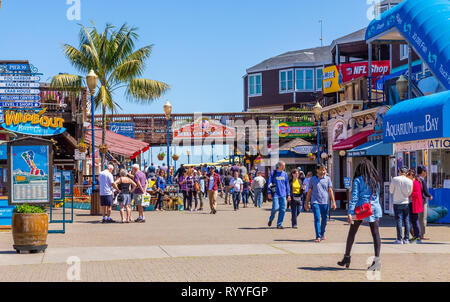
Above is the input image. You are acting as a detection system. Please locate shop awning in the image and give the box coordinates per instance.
[365,0,450,90]
[383,90,450,143]
[84,126,149,160]
[333,130,374,151]
[347,140,394,157]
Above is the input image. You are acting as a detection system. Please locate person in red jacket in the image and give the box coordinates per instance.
[406,169,423,243]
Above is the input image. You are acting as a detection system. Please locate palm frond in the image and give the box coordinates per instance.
[50,74,84,90]
[126,78,170,103]
[95,85,115,111]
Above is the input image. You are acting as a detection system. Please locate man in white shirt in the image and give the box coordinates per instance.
[251,171,266,208]
[229,171,243,211]
[390,167,413,244]
[99,164,115,223]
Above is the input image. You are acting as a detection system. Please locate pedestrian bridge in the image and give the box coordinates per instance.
[92,111,316,147]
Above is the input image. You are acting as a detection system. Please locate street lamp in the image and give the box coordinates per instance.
[86,70,98,191]
[163,100,172,182]
[186,149,191,164]
[396,75,408,100]
[313,102,323,164]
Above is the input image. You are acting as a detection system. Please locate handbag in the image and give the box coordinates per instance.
[354,193,374,220]
[142,193,151,207]
[194,181,201,192]
[292,194,302,206]
[268,170,277,195]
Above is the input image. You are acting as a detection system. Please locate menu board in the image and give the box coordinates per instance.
[10,145,50,204]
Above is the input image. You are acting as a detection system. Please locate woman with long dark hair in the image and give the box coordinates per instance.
[338,159,383,269]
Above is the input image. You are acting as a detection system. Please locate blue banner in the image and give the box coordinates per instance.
[1,123,66,136]
[0,102,40,108]
[0,95,41,101]
[109,122,134,138]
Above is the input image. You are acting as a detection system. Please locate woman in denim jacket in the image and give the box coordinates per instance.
[338,159,382,270]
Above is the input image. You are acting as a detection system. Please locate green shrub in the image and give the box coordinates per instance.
[14,204,46,214]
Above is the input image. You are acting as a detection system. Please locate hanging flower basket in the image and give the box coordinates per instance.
[157,152,165,161]
[172,154,179,161]
[99,144,109,154]
[78,140,88,153]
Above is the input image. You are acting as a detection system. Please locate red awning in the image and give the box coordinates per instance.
[332,130,374,151]
[84,126,149,159]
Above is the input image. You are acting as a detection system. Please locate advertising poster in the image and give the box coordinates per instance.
[53,171,62,200]
[62,171,72,196]
[11,145,49,204]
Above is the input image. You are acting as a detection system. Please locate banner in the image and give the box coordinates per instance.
[322,65,343,94]
[338,61,390,84]
[277,121,315,138]
[173,117,235,140]
[109,122,134,138]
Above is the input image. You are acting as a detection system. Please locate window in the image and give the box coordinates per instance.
[248,73,262,96]
[295,68,314,91]
[279,69,294,93]
[400,44,408,61]
[316,68,323,91]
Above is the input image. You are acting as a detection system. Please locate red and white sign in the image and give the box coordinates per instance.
[173,117,235,140]
[338,61,390,83]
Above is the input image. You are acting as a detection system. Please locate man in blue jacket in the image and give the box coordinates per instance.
[267,161,290,229]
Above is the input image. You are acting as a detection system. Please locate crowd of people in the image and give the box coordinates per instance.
[96,158,433,269]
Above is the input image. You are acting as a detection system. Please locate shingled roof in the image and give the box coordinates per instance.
[246,45,332,73]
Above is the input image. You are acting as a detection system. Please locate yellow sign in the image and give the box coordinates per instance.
[322,65,343,94]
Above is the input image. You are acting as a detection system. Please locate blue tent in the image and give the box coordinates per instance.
[366,0,450,90]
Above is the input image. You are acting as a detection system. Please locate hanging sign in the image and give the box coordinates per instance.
[338,61,390,84]
[1,109,66,136]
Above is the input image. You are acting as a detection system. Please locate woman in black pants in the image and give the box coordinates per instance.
[289,169,303,229]
[338,159,383,270]
[154,170,166,211]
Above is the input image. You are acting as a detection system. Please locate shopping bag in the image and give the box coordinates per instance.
[142,193,151,207]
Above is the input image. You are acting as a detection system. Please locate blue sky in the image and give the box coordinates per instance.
[0,0,372,115]
[0,0,373,165]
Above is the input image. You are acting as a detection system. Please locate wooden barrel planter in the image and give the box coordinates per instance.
[12,213,48,253]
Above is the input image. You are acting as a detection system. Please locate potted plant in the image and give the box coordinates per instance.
[12,204,48,253]
[157,152,165,161]
[172,154,179,161]
[78,139,88,153]
[99,144,108,154]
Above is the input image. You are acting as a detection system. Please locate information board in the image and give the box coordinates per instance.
[10,145,50,204]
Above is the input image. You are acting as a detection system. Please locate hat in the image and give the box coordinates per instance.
[209,166,215,170]
[132,164,140,170]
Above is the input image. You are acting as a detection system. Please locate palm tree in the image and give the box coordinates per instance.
[51,22,169,169]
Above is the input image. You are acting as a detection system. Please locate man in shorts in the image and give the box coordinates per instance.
[132,164,148,223]
[99,164,115,223]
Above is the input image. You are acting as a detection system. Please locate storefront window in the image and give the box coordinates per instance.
[430,149,450,189]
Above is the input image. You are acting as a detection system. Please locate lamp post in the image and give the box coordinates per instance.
[396,75,408,100]
[163,100,172,182]
[313,102,323,164]
[186,149,191,164]
[86,70,98,191]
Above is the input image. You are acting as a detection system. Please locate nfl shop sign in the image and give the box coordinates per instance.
[338,61,390,83]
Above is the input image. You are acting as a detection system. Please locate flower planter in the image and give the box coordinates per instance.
[157,153,165,161]
[99,145,108,154]
[172,154,179,161]
[12,213,48,253]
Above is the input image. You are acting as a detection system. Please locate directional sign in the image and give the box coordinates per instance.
[0,102,40,108]
[0,95,40,101]
[0,89,40,94]
[0,76,40,82]
[0,82,40,88]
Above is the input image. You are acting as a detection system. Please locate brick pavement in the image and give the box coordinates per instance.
[0,197,449,281]
[0,254,449,282]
